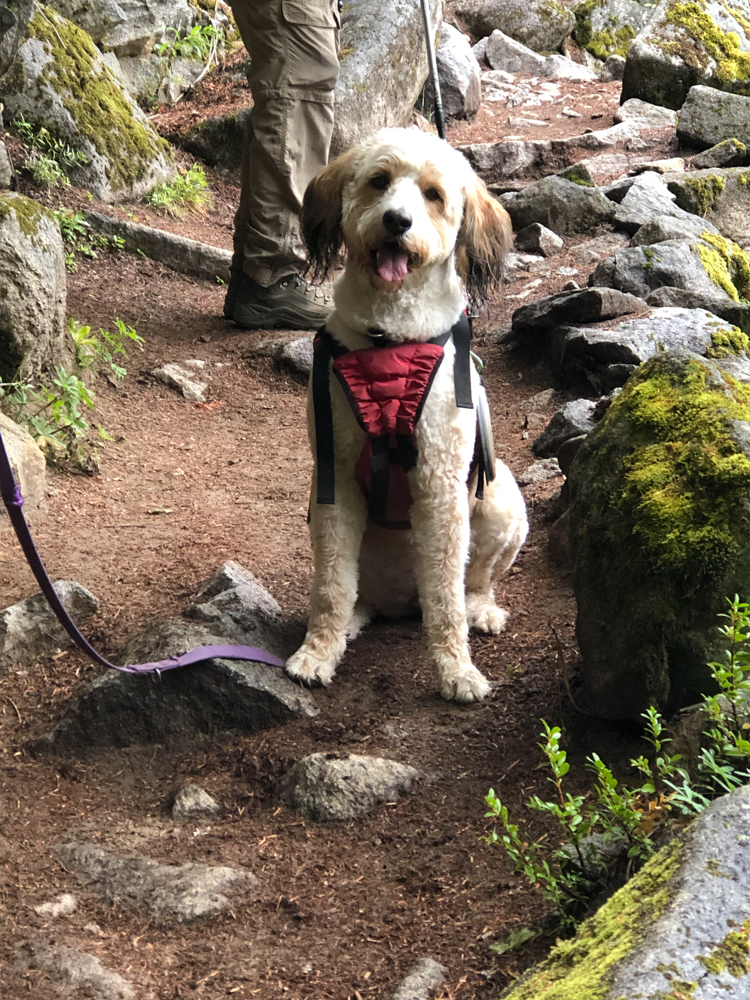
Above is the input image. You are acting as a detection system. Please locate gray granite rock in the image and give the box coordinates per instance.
[0,0,32,78]
[195,560,282,618]
[692,138,748,170]
[176,107,250,185]
[456,0,574,53]
[533,400,597,458]
[172,784,220,822]
[630,213,720,246]
[48,0,194,55]
[601,53,626,81]
[677,85,750,150]
[0,581,98,674]
[591,241,735,302]
[55,842,256,924]
[15,937,134,1000]
[613,171,706,235]
[279,337,314,380]
[663,167,750,245]
[391,958,447,1000]
[646,287,750,334]
[484,28,597,79]
[281,752,423,821]
[512,286,646,335]
[573,0,653,60]
[517,457,563,486]
[0,140,12,188]
[515,223,564,257]
[152,362,208,402]
[614,98,677,129]
[504,175,615,235]
[419,23,480,119]
[34,893,78,918]
[0,412,46,511]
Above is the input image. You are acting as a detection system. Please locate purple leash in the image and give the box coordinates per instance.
[0,431,285,675]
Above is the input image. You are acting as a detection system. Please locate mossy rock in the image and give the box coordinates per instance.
[173,107,251,184]
[573,0,652,61]
[499,784,750,998]
[0,0,33,77]
[569,350,750,719]
[455,0,574,54]
[2,6,174,202]
[664,166,750,245]
[622,0,750,110]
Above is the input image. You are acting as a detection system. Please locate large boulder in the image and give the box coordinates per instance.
[569,350,750,719]
[174,107,250,184]
[47,0,194,54]
[2,6,174,202]
[611,170,707,235]
[677,85,750,150]
[573,0,653,61]
[663,167,750,245]
[504,175,616,235]
[419,23,480,119]
[455,0,575,53]
[621,0,750,110]
[484,28,598,78]
[331,0,441,157]
[498,783,750,999]
[0,192,69,381]
[0,0,33,78]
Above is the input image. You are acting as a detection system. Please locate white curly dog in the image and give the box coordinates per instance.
[285,127,528,703]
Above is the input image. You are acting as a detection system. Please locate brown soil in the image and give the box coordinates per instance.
[0,58,649,1000]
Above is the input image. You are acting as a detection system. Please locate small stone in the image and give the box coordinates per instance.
[195,560,282,619]
[614,99,677,130]
[390,958,447,1000]
[520,388,556,413]
[152,363,208,403]
[517,458,563,486]
[629,157,685,175]
[562,107,582,117]
[533,400,597,458]
[15,938,135,1000]
[515,223,564,257]
[279,337,314,380]
[562,280,580,291]
[34,893,77,918]
[600,54,625,82]
[630,214,720,246]
[172,784,221,822]
[512,287,646,335]
[692,138,748,170]
[508,117,549,128]
[84,923,102,935]
[0,581,98,674]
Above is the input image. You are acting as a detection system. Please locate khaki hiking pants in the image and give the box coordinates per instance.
[227,0,340,287]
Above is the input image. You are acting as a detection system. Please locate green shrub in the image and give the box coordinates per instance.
[143,163,211,216]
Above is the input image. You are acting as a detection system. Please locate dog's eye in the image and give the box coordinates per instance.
[369,174,390,190]
[423,187,443,203]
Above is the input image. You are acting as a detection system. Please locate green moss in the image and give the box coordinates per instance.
[674,174,726,217]
[703,857,733,877]
[586,357,750,589]
[663,0,750,93]
[0,192,50,244]
[739,171,750,187]
[500,840,683,1000]
[698,918,750,977]
[694,231,750,302]
[707,324,750,356]
[574,0,637,58]
[27,7,171,192]
[643,246,659,269]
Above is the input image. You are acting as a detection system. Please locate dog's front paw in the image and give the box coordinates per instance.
[285,645,338,687]
[439,662,491,703]
[466,595,509,635]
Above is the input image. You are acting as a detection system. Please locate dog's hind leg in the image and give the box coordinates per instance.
[465,464,528,634]
[286,477,368,687]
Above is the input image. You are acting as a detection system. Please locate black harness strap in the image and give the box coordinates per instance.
[452,312,473,409]
[313,325,347,505]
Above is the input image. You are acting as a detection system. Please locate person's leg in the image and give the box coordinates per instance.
[226,0,339,328]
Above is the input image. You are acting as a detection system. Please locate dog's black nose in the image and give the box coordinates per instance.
[382,209,412,236]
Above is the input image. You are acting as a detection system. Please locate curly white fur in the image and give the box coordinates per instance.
[286,128,529,703]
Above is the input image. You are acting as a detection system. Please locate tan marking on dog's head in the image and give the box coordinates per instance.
[457,174,512,310]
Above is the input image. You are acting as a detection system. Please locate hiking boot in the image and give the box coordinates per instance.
[223,254,244,319]
[232,273,333,330]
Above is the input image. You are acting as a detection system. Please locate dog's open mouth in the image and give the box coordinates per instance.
[372,241,412,283]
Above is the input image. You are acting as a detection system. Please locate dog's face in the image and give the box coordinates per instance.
[302,128,512,309]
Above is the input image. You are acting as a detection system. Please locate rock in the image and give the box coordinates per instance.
[472,36,489,64]
[84,211,231,282]
[0,0,32,78]
[0,140,12,188]
[568,231,630,264]
[569,351,750,718]
[591,241,739,302]
[34,893,77,918]
[548,507,574,569]
[556,434,588,477]
[41,611,314,752]
[455,0,574,53]
[116,51,204,104]
[621,0,750,110]
[0,412,46,511]
[172,784,220,822]
[331,0,441,156]
[630,156,685,174]
[533,400,597,457]
[195,560,282,618]
[391,958,447,1000]
[48,0,194,54]
[600,53,626,80]
[646,286,750,333]
[280,752,423,821]
[0,192,69,381]
[557,162,596,186]
[55,842,256,924]
[512,286,646,335]
[501,783,750,998]
[0,581,98,674]
[15,937,134,1000]
[175,107,250,184]
[550,307,742,391]
[152,362,208,402]
[677,86,750,151]
[515,223,564,257]
[612,171,705,235]
[186,585,288,657]
[504,175,615,235]
[484,28,597,79]
[279,337,314,379]
[663,167,750,245]
[418,23,480,120]
[630,213,721,246]
[613,98,677,129]
[517,457,563,486]
[573,0,653,61]
[692,138,748,170]
[3,8,174,202]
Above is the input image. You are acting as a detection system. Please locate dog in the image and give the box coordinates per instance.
[285,127,528,703]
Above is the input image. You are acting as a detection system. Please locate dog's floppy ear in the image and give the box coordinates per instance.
[456,175,512,310]
[302,146,359,282]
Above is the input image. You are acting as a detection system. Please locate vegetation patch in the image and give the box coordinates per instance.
[574,0,637,58]
[0,191,51,244]
[695,231,750,301]
[144,163,211,216]
[674,174,726,217]
[662,0,750,92]
[698,918,750,977]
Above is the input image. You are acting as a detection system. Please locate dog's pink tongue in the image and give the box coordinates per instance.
[376,247,409,282]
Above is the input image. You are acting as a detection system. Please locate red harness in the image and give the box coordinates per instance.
[312,315,491,529]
